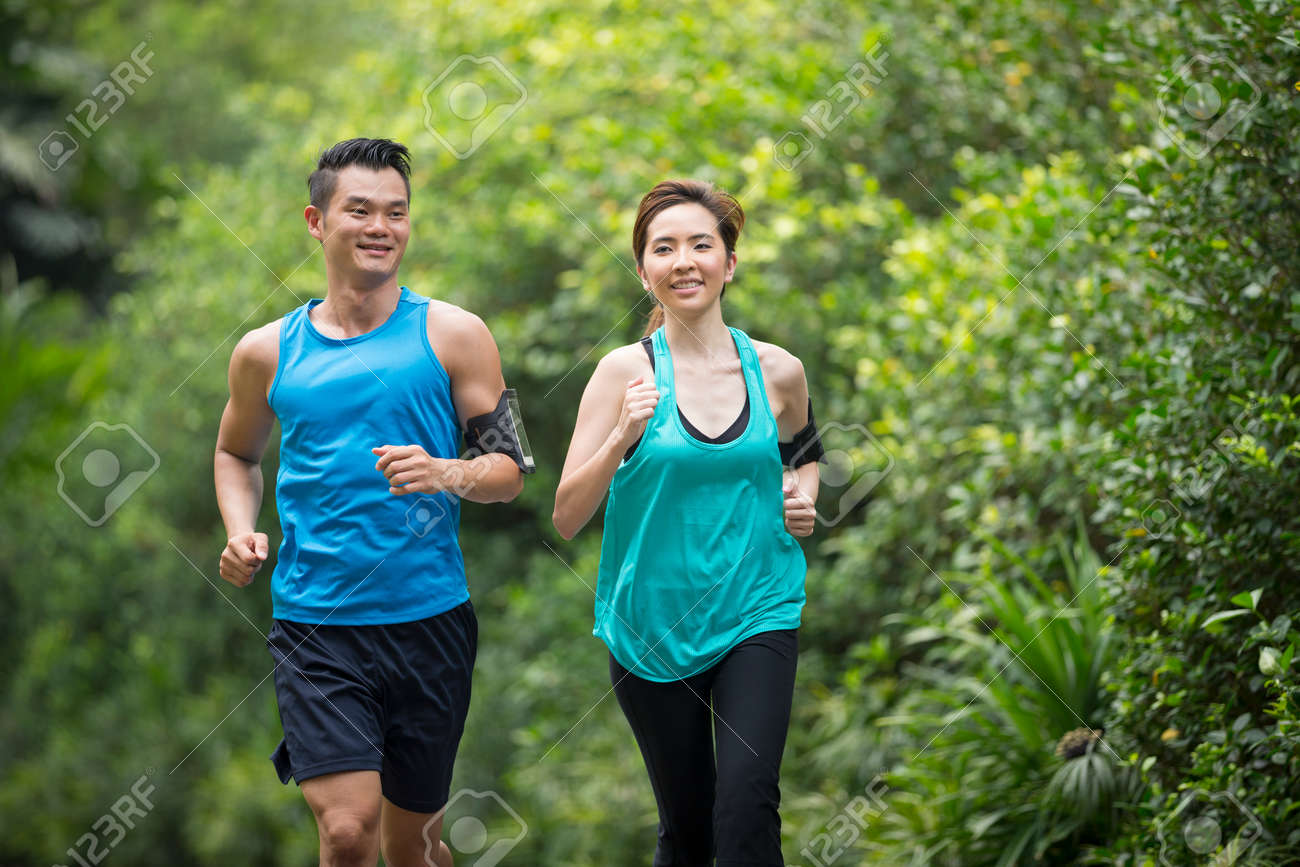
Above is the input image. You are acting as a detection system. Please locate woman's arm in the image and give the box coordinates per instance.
[552,350,659,540]
[784,461,820,537]
[761,344,822,536]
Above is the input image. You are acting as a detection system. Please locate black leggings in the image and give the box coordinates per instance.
[610,629,799,867]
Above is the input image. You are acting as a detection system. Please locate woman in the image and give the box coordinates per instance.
[553,179,824,865]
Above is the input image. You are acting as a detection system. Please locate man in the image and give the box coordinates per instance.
[214,138,530,867]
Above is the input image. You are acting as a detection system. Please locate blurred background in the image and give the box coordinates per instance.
[2,0,1297,863]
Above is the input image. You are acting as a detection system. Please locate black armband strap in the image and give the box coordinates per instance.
[779,398,826,468]
[464,388,535,474]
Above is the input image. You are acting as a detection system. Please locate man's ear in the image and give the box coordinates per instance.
[305,205,325,243]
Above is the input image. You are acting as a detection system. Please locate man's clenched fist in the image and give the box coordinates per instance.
[220,532,269,587]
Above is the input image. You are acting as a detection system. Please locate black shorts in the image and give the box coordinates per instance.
[267,600,477,813]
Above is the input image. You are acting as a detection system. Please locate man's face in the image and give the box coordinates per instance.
[307,165,410,287]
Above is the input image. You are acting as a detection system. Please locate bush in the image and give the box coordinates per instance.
[1087,0,1300,861]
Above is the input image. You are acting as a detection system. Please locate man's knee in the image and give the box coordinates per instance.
[319,809,379,861]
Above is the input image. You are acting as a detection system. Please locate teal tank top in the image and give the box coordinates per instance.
[267,286,468,625]
[594,326,806,681]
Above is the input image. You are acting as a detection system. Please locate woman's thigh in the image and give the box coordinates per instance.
[710,629,799,864]
[610,654,716,865]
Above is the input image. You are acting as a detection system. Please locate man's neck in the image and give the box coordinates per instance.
[314,278,402,339]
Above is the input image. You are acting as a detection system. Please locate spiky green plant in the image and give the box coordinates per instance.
[868,518,1134,864]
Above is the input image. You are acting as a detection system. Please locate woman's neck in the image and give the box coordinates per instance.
[661,309,734,367]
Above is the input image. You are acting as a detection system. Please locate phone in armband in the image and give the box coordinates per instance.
[466,388,535,474]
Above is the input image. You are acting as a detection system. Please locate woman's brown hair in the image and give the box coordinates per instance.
[632,180,745,336]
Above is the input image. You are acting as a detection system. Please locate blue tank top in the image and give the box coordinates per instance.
[267,286,467,625]
[594,327,806,681]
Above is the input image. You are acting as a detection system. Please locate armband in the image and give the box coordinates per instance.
[464,388,535,474]
[779,398,825,468]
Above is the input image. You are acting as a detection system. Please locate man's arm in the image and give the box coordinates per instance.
[214,323,279,586]
[373,306,523,504]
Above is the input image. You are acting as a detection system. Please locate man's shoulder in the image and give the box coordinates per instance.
[423,299,501,381]
[233,318,283,372]
[425,298,486,337]
[425,300,497,359]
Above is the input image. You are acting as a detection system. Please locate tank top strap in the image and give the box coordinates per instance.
[284,298,311,339]
[269,300,310,407]
[650,327,674,399]
[730,327,775,424]
[396,287,426,339]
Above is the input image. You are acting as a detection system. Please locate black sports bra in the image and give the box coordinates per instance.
[623,337,750,461]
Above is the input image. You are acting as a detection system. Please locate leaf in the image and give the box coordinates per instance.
[1201,608,1252,630]
[1259,646,1284,676]
[1230,588,1263,610]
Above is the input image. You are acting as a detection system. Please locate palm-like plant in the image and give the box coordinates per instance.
[868,518,1137,865]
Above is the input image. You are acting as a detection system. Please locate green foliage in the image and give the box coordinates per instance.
[1084,1,1300,862]
[870,524,1131,864]
[3,0,1297,864]
[2,0,386,302]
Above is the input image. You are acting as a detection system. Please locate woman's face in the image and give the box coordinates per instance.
[638,202,736,315]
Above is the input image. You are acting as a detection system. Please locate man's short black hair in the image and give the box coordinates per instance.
[308,138,412,211]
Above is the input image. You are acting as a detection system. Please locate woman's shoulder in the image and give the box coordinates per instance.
[593,339,655,382]
[749,337,806,392]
